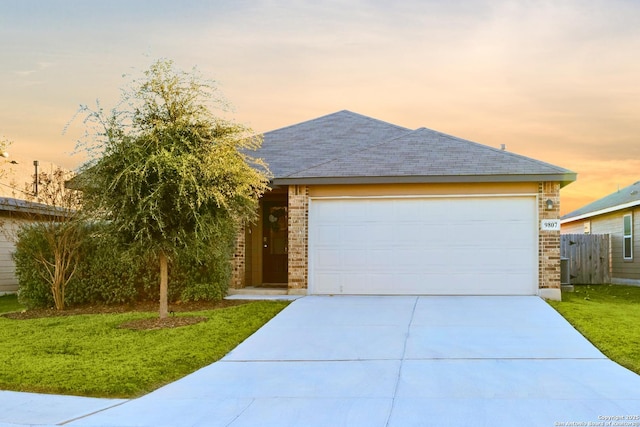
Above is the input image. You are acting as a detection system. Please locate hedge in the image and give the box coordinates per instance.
[13,220,236,309]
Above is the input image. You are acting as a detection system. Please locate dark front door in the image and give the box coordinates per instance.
[262,201,288,283]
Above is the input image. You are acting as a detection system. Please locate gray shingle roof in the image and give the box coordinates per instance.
[561,180,640,221]
[257,110,576,186]
[259,110,411,178]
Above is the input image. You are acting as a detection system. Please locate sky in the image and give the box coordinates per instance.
[1,0,639,215]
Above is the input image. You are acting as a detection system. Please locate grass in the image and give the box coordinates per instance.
[0,295,288,398]
[548,284,640,375]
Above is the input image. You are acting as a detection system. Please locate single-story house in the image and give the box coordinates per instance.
[0,157,70,294]
[230,110,576,300]
[561,180,640,286]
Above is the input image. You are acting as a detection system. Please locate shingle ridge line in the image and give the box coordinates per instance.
[347,110,412,132]
[262,110,410,137]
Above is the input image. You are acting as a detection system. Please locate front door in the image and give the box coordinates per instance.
[262,201,288,283]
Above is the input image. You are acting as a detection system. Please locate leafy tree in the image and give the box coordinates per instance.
[9,168,83,310]
[77,59,270,318]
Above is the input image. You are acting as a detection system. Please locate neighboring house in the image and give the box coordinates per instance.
[0,202,27,294]
[561,180,640,286]
[230,110,576,300]
[0,197,64,294]
[0,157,69,294]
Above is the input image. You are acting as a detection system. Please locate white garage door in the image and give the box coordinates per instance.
[309,196,537,295]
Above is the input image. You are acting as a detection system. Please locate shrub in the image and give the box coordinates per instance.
[69,228,152,305]
[14,219,237,309]
[172,219,236,302]
[13,225,55,308]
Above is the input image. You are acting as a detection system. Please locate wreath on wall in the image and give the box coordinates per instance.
[267,207,287,232]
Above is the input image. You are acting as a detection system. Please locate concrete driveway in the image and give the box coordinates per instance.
[2,296,640,427]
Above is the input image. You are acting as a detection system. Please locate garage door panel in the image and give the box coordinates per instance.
[340,224,367,243]
[367,202,395,221]
[314,273,342,294]
[312,201,343,220]
[368,224,395,244]
[502,248,536,267]
[367,249,396,270]
[315,224,343,245]
[314,248,342,270]
[309,197,537,295]
[394,249,427,267]
[394,223,424,245]
[414,224,450,244]
[341,249,368,270]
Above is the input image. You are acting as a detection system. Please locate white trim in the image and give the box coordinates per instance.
[561,200,640,224]
[310,193,538,201]
[623,213,633,260]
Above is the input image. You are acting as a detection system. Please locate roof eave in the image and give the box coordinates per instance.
[0,197,71,217]
[561,199,640,224]
[273,173,577,187]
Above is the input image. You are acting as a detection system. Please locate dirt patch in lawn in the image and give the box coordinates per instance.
[118,315,210,330]
[2,299,251,330]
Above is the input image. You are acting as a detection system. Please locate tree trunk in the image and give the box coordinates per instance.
[159,251,168,319]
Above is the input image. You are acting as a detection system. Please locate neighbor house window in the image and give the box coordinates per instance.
[623,214,633,260]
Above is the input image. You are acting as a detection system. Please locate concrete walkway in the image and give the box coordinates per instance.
[2,296,640,426]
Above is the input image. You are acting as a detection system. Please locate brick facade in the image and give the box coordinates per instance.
[287,185,309,292]
[538,181,561,299]
[230,225,245,289]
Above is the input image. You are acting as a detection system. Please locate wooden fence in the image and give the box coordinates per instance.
[560,234,611,285]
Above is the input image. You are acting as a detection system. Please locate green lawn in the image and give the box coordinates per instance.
[548,284,640,375]
[0,295,288,398]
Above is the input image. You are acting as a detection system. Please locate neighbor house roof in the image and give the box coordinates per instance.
[258,110,576,187]
[561,180,640,223]
[0,197,66,217]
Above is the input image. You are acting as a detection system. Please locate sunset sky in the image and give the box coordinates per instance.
[1,0,639,214]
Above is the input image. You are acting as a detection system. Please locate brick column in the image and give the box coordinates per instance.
[538,182,561,300]
[230,224,245,289]
[288,185,308,294]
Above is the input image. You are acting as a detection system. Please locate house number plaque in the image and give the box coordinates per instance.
[540,219,560,231]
